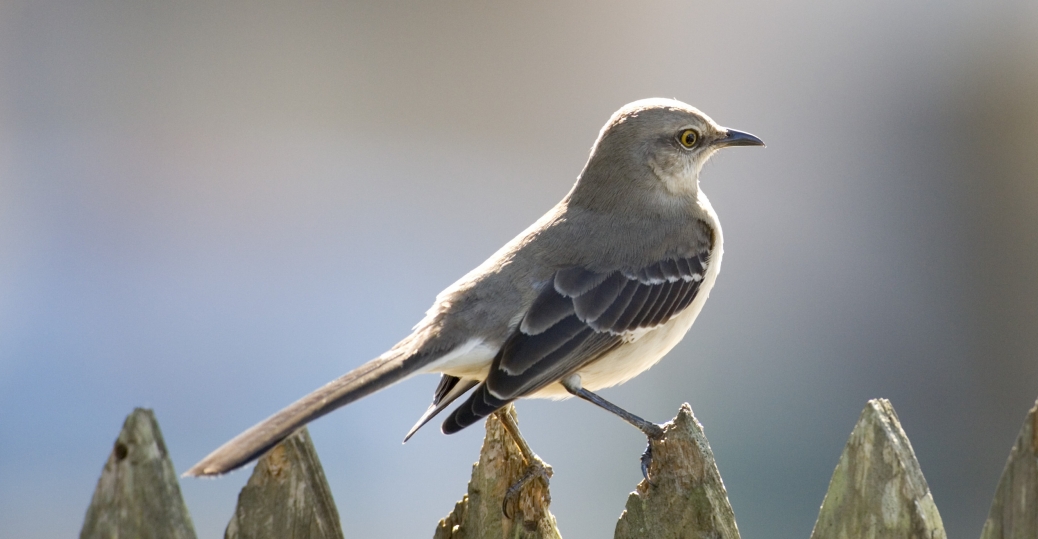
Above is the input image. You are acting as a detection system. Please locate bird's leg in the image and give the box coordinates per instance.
[560,375,664,482]
[495,405,553,519]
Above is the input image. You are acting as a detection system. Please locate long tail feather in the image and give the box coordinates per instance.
[184,351,424,477]
[403,377,478,442]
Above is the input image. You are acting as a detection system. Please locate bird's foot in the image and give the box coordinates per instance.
[503,454,553,519]
[639,423,666,484]
[494,406,554,519]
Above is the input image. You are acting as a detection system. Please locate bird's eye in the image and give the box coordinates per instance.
[678,129,699,148]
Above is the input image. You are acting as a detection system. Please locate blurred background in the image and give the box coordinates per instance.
[2,1,1037,537]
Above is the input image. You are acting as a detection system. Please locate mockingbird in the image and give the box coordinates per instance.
[185,98,763,484]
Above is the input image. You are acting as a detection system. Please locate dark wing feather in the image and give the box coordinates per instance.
[433,374,461,404]
[590,279,639,330]
[572,272,626,321]
[519,287,575,335]
[502,315,590,375]
[441,249,712,434]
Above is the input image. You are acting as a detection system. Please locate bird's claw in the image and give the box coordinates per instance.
[502,458,553,519]
[640,441,655,485]
[639,423,665,485]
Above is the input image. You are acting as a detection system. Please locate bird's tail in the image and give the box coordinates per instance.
[184,350,425,477]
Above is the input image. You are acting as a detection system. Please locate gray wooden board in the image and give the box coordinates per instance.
[80,408,198,539]
[981,397,1038,539]
[224,427,344,539]
[809,399,946,539]
[614,403,741,539]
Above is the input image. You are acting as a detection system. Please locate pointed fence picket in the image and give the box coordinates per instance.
[80,397,1038,538]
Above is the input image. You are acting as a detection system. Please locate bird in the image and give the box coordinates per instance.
[184,98,764,482]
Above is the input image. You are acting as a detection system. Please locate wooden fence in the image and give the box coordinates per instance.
[79,397,1038,539]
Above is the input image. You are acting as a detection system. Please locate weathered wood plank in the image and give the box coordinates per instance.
[224,427,344,539]
[980,397,1038,539]
[434,405,561,539]
[80,408,198,539]
[810,398,946,539]
[613,402,741,539]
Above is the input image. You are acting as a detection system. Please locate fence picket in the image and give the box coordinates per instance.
[980,398,1038,539]
[810,399,946,539]
[224,427,344,539]
[614,402,741,539]
[80,408,197,539]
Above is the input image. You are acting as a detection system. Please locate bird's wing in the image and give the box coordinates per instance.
[441,248,712,433]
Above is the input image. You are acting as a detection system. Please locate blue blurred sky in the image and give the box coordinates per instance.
[2,1,1037,538]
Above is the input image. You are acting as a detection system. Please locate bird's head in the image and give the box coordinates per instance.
[571,98,763,212]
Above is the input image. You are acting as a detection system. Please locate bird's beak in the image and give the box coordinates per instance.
[715,128,765,148]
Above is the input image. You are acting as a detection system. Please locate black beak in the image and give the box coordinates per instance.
[716,128,765,148]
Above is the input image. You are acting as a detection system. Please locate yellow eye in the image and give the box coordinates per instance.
[678,129,698,148]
